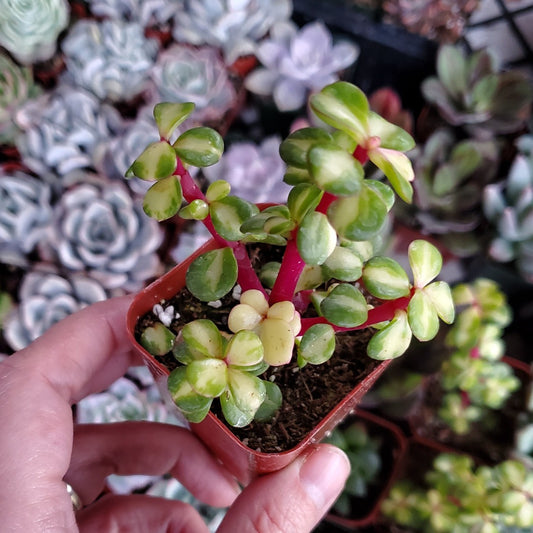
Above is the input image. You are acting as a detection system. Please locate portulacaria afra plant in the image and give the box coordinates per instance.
[127,81,455,428]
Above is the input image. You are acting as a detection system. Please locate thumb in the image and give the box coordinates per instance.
[217,444,350,533]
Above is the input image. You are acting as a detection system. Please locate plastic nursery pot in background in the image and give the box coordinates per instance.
[324,409,408,530]
[126,238,393,485]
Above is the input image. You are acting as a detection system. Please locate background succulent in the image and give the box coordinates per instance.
[0,170,53,268]
[483,136,533,283]
[14,84,124,180]
[202,135,289,203]
[3,269,107,351]
[148,45,238,129]
[85,0,181,27]
[244,20,359,112]
[422,44,533,137]
[172,0,293,65]
[0,0,70,64]
[61,19,159,103]
[0,52,42,145]
[42,173,163,292]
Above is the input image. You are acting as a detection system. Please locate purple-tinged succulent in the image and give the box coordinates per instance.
[14,84,124,180]
[43,173,163,292]
[61,19,159,103]
[147,45,238,128]
[3,269,107,351]
[245,21,359,111]
[86,0,181,27]
[202,136,289,203]
[0,170,53,267]
[172,0,293,65]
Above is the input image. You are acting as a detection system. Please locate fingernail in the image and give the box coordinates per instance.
[299,445,350,512]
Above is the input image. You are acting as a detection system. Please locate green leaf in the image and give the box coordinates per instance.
[186,247,238,301]
[140,323,176,356]
[436,45,468,101]
[128,141,177,180]
[308,143,364,196]
[187,359,228,397]
[279,127,332,168]
[310,81,369,142]
[205,179,231,202]
[367,112,415,151]
[298,324,336,365]
[254,380,283,422]
[173,127,224,167]
[287,183,322,224]
[322,246,363,282]
[368,147,414,203]
[367,310,412,360]
[153,102,195,140]
[222,370,266,427]
[225,330,264,367]
[182,319,224,359]
[167,367,213,422]
[297,211,337,265]
[424,281,455,324]
[407,290,440,341]
[320,284,368,327]
[143,176,183,221]
[210,196,259,241]
[362,257,410,299]
[179,199,209,220]
[284,165,312,185]
[408,240,443,288]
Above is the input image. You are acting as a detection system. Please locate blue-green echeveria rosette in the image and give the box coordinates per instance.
[42,173,163,292]
[0,0,70,64]
[0,170,53,267]
[245,20,359,111]
[172,0,293,65]
[61,19,159,103]
[3,270,107,351]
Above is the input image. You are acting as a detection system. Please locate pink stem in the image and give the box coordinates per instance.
[353,145,369,164]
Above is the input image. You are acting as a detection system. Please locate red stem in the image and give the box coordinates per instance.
[353,145,369,165]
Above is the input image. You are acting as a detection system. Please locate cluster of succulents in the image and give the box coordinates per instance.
[85,0,181,27]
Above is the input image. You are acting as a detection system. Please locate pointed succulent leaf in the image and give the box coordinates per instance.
[407,290,440,341]
[128,141,177,180]
[328,184,389,241]
[210,196,259,241]
[167,367,213,422]
[424,281,455,324]
[367,310,412,360]
[297,211,337,265]
[362,257,410,299]
[143,176,183,221]
[320,283,368,327]
[140,323,176,356]
[367,112,415,152]
[408,240,443,288]
[368,147,414,203]
[310,81,369,141]
[182,319,224,359]
[287,183,322,224]
[297,323,336,366]
[173,127,224,167]
[254,380,283,422]
[179,199,209,220]
[322,245,363,281]
[222,370,266,427]
[206,179,231,202]
[279,127,332,168]
[186,247,238,301]
[187,359,227,397]
[153,102,195,140]
[308,142,364,195]
[225,330,264,367]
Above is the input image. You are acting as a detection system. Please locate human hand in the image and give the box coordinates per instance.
[0,296,349,532]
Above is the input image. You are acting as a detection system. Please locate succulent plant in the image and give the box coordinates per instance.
[14,84,124,180]
[86,0,181,27]
[43,173,163,292]
[0,170,53,267]
[245,20,359,111]
[202,135,290,204]
[172,0,293,65]
[0,52,42,144]
[483,137,533,283]
[0,0,70,64]
[396,127,499,257]
[61,19,159,103]
[148,45,238,128]
[422,44,533,136]
[3,270,107,351]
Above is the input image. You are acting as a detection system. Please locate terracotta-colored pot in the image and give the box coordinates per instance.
[127,238,392,484]
[325,409,408,529]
